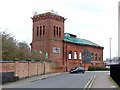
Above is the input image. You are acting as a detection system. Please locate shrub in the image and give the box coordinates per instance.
[88,66,109,71]
[88,66,96,71]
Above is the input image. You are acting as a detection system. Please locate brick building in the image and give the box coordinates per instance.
[31,12,104,71]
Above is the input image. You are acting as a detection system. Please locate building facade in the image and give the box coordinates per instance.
[31,12,104,71]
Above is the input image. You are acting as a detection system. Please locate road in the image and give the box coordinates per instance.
[9,71,109,88]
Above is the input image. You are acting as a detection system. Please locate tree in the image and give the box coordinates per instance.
[1,31,18,60]
[31,50,41,61]
[1,31,42,61]
[17,41,31,60]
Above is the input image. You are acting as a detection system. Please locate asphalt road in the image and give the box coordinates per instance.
[10,71,109,88]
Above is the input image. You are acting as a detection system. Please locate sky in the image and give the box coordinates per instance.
[0,0,119,60]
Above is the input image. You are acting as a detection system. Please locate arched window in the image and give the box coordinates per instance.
[56,26,58,37]
[54,26,55,36]
[43,25,45,35]
[99,56,101,61]
[95,53,97,60]
[59,27,61,38]
[37,27,39,36]
[68,51,72,60]
[40,26,42,37]
[91,53,94,60]
[79,52,82,59]
[74,51,77,60]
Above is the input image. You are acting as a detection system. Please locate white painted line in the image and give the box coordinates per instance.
[88,75,96,88]
[84,76,93,88]
[84,75,96,89]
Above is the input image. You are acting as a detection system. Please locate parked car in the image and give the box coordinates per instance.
[69,67,85,74]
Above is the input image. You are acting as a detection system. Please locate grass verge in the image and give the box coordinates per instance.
[109,76,120,88]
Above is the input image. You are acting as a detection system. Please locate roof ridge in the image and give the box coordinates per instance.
[64,33,103,48]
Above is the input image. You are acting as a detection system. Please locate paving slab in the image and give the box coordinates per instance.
[92,73,117,88]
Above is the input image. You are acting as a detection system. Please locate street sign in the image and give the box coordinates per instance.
[45,53,48,59]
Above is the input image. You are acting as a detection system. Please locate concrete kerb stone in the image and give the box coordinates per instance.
[84,75,96,89]
[31,73,62,81]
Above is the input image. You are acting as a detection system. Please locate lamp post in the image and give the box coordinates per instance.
[109,38,112,65]
[66,45,70,72]
[66,44,68,72]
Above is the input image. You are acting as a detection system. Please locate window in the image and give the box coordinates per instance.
[53,47,60,53]
[91,53,94,60]
[43,25,45,35]
[59,27,61,37]
[95,53,97,60]
[40,26,42,37]
[93,63,96,65]
[37,27,39,36]
[68,51,72,60]
[99,55,101,61]
[99,57,101,61]
[79,52,82,59]
[56,26,58,37]
[54,26,55,36]
[74,51,77,60]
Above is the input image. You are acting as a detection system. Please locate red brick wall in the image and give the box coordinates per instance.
[1,62,15,72]
[16,62,29,78]
[31,12,104,72]
[37,62,44,75]
[31,12,65,70]
[28,62,37,77]
[0,61,58,79]
[64,42,104,71]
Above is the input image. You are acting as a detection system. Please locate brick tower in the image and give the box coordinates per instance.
[31,12,66,66]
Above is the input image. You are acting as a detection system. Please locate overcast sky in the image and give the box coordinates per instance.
[0,0,119,60]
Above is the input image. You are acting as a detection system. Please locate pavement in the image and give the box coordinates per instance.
[90,71,119,89]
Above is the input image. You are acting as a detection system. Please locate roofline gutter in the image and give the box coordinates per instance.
[63,41,104,49]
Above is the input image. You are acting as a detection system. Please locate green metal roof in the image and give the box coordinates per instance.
[64,33,103,48]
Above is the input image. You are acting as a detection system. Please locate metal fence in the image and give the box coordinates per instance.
[110,64,120,86]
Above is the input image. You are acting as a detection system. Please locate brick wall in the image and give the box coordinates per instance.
[0,61,58,79]
[64,42,104,71]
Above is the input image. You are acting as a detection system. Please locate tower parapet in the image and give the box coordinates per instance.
[31,12,66,23]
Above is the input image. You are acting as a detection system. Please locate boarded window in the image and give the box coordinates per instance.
[91,53,94,60]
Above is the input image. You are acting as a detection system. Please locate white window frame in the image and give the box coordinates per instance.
[68,51,72,60]
[79,52,82,59]
[74,51,77,60]
[53,47,60,53]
